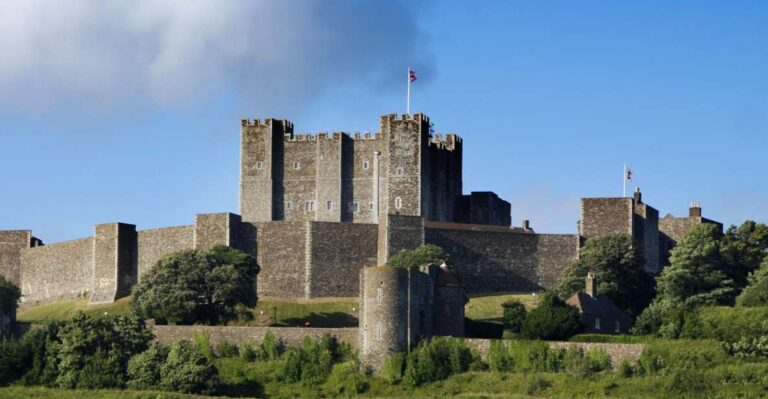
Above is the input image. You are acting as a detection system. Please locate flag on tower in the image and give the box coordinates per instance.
[626,168,632,181]
[409,70,417,83]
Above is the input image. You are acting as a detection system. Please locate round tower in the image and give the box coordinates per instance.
[359,266,409,373]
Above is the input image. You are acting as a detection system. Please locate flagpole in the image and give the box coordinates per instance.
[406,67,411,114]
[623,164,627,198]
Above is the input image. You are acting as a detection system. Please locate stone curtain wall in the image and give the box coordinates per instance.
[580,198,633,237]
[137,226,194,279]
[194,213,241,251]
[536,234,580,289]
[307,222,378,297]
[0,230,31,285]
[425,227,539,293]
[20,238,93,306]
[253,222,308,297]
[151,325,359,349]
[464,339,645,369]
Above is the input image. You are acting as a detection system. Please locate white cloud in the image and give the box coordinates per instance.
[0,0,432,113]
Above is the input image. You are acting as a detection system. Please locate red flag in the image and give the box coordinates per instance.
[409,70,417,83]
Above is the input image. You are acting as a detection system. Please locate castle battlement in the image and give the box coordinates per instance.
[286,131,381,142]
[240,118,295,130]
[381,112,430,124]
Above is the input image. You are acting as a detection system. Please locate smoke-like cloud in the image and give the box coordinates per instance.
[0,0,433,114]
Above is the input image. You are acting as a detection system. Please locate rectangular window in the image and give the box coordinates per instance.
[326,200,332,211]
[293,161,301,169]
[349,202,359,213]
[305,201,314,211]
[594,317,601,330]
[614,321,621,333]
[286,202,293,210]
[369,202,374,210]
[255,161,263,170]
[363,160,370,170]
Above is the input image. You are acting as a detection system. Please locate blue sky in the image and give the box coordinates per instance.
[1,1,767,243]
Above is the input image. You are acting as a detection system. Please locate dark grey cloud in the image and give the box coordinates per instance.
[0,0,433,114]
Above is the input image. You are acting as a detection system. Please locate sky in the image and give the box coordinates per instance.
[1,1,767,243]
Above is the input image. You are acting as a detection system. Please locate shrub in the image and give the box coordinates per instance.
[279,335,348,386]
[526,376,551,395]
[521,293,581,340]
[383,353,407,384]
[131,246,260,325]
[501,300,527,334]
[586,348,611,372]
[0,276,20,317]
[0,338,30,386]
[240,342,258,361]
[723,335,768,359]
[324,361,369,397]
[261,330,282,360]
[160,340,220,395]
[216,341,239,358]
[126,345,168,390]
[617,359,635,378]
[193,332,215,361]
[403,337,476,386]
[680,306,768,342]
[487,340,513,372]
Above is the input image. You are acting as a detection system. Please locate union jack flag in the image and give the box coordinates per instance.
[409,70,417,83]
[626,168,632,181]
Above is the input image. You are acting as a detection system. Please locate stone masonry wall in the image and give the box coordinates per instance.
[0,230,31,285]
[307,222,378,297]
[536,234,580,289]
[464,338,645,369]
[151,325,358,348]
[91,223,137,304]
[426,227,539,293]
[137,226,194,280]
[580,198,633,237]
[252,221,307,297]
[20,238,93,306]
[194,213,241,251]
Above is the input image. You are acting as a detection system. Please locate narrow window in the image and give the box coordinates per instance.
[349,202,359,213]
[377,322,382,340]
[377,288,383,304]
[595,317,601,330]
[363,160,370,170]
[395,167,404,176]
[286,201,293,211]
[293,161,301,169]
[614,321,621,333]
[369,202,374,210]
[255,161,263,170]
[305,201,314,211]
[394,197,402,209]
[326,200,332,211]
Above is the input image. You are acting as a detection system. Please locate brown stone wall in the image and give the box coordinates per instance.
[282,139,317,221]
[464,338,645,368]
[91,223,136,304]
[536,234,580,289]
[307,222,378,297]
[194,213,240,251]
[580,198,633,237]
[634,203,660,273]
[316,134,344,222]
[382,114,427,218]
[151,325,358,348]
[378,214,425,265]
[253,221,307,297]
[346,137,383,223]
[240,118,292,222]
[20,238,93,306]
[0,230,32,285]
[137,226,194,279]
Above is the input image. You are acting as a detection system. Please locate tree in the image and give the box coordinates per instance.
[386,244,449,269]
[555,233,654,317]
[736,257,768,306]
[721,221,768,290]
[131,246,260,325]
[521,293,581,340]
[501,300,527,334]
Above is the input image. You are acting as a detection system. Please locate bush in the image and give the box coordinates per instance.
[386,244,449,269]
[240,342,258,361]
[679,306,768,342]
[0,338,30,386]
[617,359,634,377]
[126,345,168,390]
[723,335,768,359]
[160,340,220,395]
[280,335,349,386]
[487,340,513,372]
[260,330,282,360]
[0,276,20,317]
[521,293,581,340]
[737,258,768,306]
[216,341,239,358]
[383,353,407,384]
[501,300,527,334]
[403,337,476,386]
[324,361,368,397]
[131,246,260,325]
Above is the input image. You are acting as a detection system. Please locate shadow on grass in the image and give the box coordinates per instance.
[280,312,358,328]
[465,318,503,339]
[219,379,265,398]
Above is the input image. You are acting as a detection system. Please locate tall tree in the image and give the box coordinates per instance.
[736,257,768,306]
[721,221,768,290]
[555,233,654,317]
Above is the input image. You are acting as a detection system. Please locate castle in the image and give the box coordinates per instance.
[0,113,721,308]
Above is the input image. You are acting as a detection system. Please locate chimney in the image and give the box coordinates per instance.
[633,187,642,204]
[585,272,596,298]
[523,220,531,231]
[689,202,702,218]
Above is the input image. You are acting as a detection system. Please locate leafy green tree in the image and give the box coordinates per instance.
[132,246,260,325]
[520,293,581,340]
[501,300,527,334]
[737,257,768,306]
[386,244,449,269]
[159,340,220,395]
[55,312,152,389]
[127,345,168,390]
[555,233,654,317]
[0,275,20,317]
[721,221,768,290]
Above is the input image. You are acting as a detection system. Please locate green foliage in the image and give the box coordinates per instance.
[0,338,31,386]
[160,340,220,395]
[737,257,768,306]
[216,341,239,358]
[239,342,258,361]
[521,293,581,340]
[403,337,476,386]
[617,359,635,377]
[487,339,513,372]
[556,233,654,316]
[382,352,407,384]
[0,276,20,315]
[723,335,768,359]
[131,246,260,325]
[385,244,449,269]
[261,330,282,360]
[192,332,214,361]
[323,361,368,397]
[501,300,527,333]
[20,320,62,387]
[126,345,168,390]
[678,306,768,342]
[280,335,350,386]
[721,221,768,290]
[55,312,152,389]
